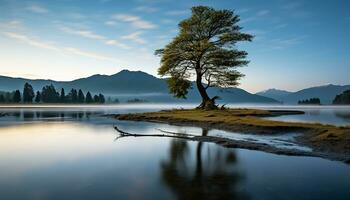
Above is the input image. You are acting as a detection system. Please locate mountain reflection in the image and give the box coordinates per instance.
[160,129,248,200]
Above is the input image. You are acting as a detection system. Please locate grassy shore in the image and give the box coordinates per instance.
[115,108,350,162]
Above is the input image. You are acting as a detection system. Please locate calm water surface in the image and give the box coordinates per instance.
[0,104,349,200]
[229,104,350,126]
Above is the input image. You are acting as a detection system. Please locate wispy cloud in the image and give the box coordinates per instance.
[273,23,288,29]
[121,31,146,44]
[281,2,310,19]
[104,20,117,26]
[105,40,130,49]
[282,2,303,10]
[240,9,270,24]
[257,10,270,17]
[269,36,307,50]
[3,32,59,51]
[60,26,130,49]
[134,6,158,13]
[3,32,122,62]
[64,47,117,62]
[112,14,156,29]
[26,4,49,14]
[60,26,106,40]
[0,20,23,29]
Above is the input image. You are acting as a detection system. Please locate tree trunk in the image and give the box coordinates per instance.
[195,70,217,109]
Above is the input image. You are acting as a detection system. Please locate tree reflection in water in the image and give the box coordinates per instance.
[160,129,248,200]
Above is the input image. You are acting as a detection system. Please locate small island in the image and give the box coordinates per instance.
[115,108,350,163]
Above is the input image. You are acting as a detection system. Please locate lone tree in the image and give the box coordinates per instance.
[156,6,252,109]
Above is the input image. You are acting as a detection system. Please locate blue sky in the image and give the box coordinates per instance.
[0,0,349,93]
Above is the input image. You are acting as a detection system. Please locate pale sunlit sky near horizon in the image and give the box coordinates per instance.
[0,0,349,93]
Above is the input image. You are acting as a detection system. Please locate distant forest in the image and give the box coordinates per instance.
[333,90,350,105]
[0,83,105,104]
[298,98,321,105]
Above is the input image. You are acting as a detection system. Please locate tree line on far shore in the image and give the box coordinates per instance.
[0,83,105,104]
[298,98,321,105]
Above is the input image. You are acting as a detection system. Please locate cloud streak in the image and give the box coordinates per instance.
[135,6,158,13]
[240,9,270,24]
[112,14,157,29]
[26,5,49,14]
[60,26,106,40]
[121,31,146,44]
[59,26,130,49]
[3,32,122,62]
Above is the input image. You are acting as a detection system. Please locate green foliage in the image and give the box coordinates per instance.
[155,6,252,104]
[69,89,78,103]
[85,92,93,103]
[167,76,191,99]
[78,89,85,103]
[0,83,106,104]
[13,90,21,103]
[0,91,14,103]
[98,94,105,103]
[60,88,66,103]
[35,91,41,103]
[41,85,59,103]
[333,90,350,105]
[93,95,99,103]
[23,82,34,103]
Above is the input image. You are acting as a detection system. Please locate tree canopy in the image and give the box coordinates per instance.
[156,6,252,109]
[13,90,21,103]
[23,82,35,103]
[333,90,350,105]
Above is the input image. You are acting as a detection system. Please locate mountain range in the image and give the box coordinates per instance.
[256,84,350,104]
[1,70,348,104]
[0,70,277,104]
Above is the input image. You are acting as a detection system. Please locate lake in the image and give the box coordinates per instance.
[0,104,349,200]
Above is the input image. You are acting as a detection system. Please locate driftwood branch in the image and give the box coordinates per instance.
[112,125,317,158]
[113,126,194,141]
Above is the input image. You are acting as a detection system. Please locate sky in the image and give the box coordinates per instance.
[0,0,349,93]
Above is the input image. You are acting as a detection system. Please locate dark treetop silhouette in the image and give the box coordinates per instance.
[156,6,253,109]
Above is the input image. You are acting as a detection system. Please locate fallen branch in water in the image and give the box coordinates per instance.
[112,125,317,159]
[113,126,194,141]
[156,128,197,137]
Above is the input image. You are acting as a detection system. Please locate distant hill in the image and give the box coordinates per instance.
[258,84,350,104]
[0,70,278,104]
[256,88,292,102]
